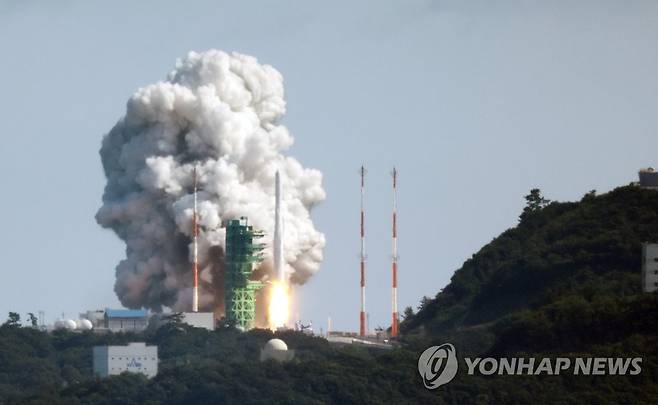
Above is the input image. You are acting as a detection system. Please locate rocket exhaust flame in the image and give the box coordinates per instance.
[269,281,290,329]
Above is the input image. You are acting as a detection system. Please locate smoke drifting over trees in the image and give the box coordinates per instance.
[97,50,325,313]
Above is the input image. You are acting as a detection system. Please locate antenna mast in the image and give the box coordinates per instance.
[391,167,399,337]
[359,166,367,336]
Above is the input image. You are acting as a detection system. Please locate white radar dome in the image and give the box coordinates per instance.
[76,319,93,330]
[264,338,288,351]
[55,319,77,330]
[64,319,77,330]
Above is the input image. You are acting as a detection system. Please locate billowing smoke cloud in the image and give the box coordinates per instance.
[96,50,325,313]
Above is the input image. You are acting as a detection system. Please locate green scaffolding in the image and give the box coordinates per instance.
[224,217,265,330]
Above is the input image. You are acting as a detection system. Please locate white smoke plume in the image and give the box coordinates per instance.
[96,50,325,313]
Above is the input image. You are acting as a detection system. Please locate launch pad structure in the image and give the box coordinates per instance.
[224,217,266,330]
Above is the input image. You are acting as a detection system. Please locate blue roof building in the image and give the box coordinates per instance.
[104,308,149,332]
[105,309,149,318]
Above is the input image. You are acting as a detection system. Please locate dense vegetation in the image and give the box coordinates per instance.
[1,185,657,404]
[0,324,436,404]
[403,186,658,337]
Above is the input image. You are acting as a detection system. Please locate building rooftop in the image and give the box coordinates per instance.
[105,308,149,318]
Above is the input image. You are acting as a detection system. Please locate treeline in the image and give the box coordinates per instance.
[2,321,655,404]
[403,186,658,337]
[0,324,436,404]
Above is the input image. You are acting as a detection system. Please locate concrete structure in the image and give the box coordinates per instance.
[326,331,394,350]
[326,335,394,350]
[639,168,658,188]
[642,243,658,293]
[326,329,395,350]
[93,342,158,378]
[260,338,295,362]
[181,312,215,330]
[105,309,149,332]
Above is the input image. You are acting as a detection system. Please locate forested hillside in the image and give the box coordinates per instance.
[403,186,658,339]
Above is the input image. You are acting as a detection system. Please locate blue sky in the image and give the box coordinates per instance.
[0,0,656,331]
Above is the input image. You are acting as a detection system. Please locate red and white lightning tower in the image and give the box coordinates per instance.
[359,166,367,336]
[391,167,399,337]
[192,166,199,312]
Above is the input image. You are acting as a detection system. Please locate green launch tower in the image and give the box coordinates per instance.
[224,217,266,330]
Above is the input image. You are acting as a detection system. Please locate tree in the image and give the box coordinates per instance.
[402,306,414,321]
[4,312,21,327]
[164,312,184,325]
[520,188,551,220]
[418,296,431,311]
[582,189,596,202]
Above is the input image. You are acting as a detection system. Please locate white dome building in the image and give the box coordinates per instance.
[54,319,77,330]
[265,339,288,351]
[76,319,94,330]
[260,338,295,362]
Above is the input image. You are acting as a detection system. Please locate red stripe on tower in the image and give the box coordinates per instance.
[391,167,399,337]
[359,166,367,337]
[192,166,199,312]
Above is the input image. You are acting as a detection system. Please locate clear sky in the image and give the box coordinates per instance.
[0,1,656,331]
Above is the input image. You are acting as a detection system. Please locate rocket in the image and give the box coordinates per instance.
[274,171,284,281]
[269,171,290,329]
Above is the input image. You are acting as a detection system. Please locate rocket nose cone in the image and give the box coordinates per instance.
[275,171,282,199]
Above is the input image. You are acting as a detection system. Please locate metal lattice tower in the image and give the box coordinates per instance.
[224,217,265,330]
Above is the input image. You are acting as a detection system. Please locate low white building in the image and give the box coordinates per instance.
[642,243,658,293]
[638,168,658,188]
[180,312,215,330]
[93,342,158,378]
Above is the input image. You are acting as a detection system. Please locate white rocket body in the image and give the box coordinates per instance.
[274,171,285,282]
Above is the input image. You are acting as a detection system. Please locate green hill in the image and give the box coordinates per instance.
[393,185,658,403]
[403,186,658,338]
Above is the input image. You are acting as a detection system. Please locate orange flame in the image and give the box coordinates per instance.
[268,281,290,329]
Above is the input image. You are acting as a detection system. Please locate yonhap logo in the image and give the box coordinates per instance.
[418,342,643,390]
[417,343,458,389]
